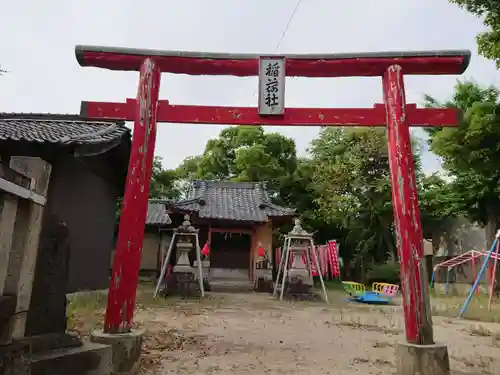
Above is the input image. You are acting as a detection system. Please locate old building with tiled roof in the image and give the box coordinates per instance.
[146,199,172,225]
[165,180,297,282]
[0,113,131,332]
[0,113,128,145]
[170,180,295,222]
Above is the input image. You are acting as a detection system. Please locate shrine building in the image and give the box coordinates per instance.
[158,180,297,282]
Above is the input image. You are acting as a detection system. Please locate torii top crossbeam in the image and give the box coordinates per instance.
[75,45,470,127]
[76,45,470,76]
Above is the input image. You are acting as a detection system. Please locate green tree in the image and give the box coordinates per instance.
[310,127,396,275]
[149,156,180,200]
[449,0,500,67]
[116,156,180,220]
[277,157,340,240]
[279,158,316,217]
[417,173,457,250]
[197,126,297,193]
[174,155,202,199]
[424,80,500,245]
[176,155,202,180]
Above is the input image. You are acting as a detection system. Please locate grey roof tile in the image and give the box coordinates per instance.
[171,180,296,222]
[146,200,172,225]
[0,113,129,145]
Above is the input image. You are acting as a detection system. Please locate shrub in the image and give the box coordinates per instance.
[366,263,400,285]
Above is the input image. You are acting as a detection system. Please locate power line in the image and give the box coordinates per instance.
[273,0,303,53]
[241,0,303,103]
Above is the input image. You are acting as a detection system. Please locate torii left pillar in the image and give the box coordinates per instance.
[104,59,161,333]
[89,59,160,373]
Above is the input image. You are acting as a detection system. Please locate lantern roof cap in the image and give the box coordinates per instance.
[286,218,312,238]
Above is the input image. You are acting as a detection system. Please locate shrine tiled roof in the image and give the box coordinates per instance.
[168,180,296,222]
[0,113,129,145]
[146,200,172,225]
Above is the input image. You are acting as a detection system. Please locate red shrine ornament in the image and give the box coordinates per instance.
[201,243,210,256]
[257,246,265,257]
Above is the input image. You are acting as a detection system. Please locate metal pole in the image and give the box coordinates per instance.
[273,238,288,297]
[195,233,205,297]
[310,238,329,303]
[430,267,437,289]
[154,233,176,297]
[472,253,478,297]
[104,58,161,333]
[445,269,450,295]
[383,64,433,345]
[279,238,292,301]
[488,240,499,311]
[460,232,500,317]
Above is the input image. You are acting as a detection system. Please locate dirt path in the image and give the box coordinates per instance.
[134,293,500,375]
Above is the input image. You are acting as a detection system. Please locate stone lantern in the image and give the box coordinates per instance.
[154,214,205,298]
[273,218,329,302]
[287,219,313,285]
[173,214,197,274]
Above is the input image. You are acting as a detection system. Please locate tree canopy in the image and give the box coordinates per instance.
[149,156,181,200]
[449,0,500,67]
[189,126,297,194]
[309,128,395,266]
[425,81,500,244]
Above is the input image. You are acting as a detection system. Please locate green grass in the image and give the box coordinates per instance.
[322,279,345,290]
[67,280,500,337]
[321,279,500,323]
[66,290,108,333]
[431,293,500,323]
[66,283,182,334]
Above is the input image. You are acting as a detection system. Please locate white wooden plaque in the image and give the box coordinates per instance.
[258,57,286,116]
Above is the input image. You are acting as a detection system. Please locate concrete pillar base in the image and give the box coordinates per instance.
[31,341,112,375]
[395,342,450,375]
[90,329,144,374]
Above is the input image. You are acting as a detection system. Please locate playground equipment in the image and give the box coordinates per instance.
[430,249,500,297]
[75,44,469,347]
[373,282,400,298]
[273,219,329,302]
[343,281,399,305]
[342,281,366,297]
[459,231,500,317]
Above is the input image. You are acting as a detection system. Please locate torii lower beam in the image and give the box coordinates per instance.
[80,101,459,127]
[75,45,470,358]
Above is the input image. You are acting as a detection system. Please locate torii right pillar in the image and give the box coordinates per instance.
[384,65,450,375]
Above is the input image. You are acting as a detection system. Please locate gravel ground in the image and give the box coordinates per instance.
[131,292,500,375]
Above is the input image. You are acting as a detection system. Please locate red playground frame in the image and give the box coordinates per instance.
[75,45,470,346]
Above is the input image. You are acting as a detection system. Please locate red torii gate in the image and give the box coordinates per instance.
[75,46,469,346]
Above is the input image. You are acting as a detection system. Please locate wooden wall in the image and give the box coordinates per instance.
[111,230,172,276]
[251,220,273,280]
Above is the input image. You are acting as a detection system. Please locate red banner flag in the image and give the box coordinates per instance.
[201,242,210,256]
[327,240,340,278]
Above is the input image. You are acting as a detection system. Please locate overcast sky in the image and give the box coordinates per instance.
[1,0,499,173]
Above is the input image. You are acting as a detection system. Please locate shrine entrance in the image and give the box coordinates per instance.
[210,232,251,271]
[75,45,470,349]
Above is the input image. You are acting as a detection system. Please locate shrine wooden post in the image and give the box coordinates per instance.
[75,45,469,352]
